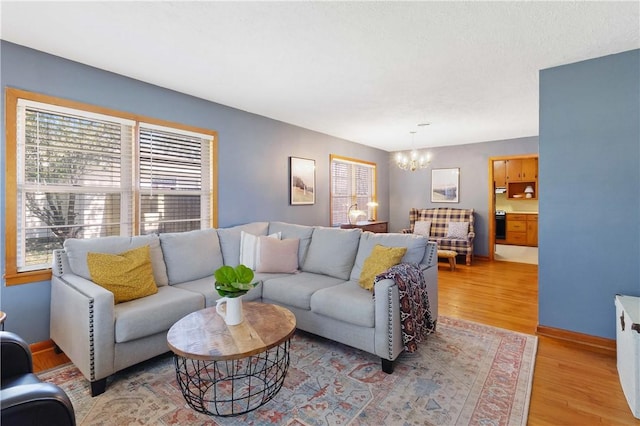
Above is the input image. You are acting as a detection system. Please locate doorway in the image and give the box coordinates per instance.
[488,155,539,264]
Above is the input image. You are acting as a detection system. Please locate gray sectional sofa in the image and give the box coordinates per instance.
[50,221,438,396]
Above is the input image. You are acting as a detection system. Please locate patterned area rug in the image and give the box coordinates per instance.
[38,316,537,426]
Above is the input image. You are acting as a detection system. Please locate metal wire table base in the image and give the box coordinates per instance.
[173,339,291,417]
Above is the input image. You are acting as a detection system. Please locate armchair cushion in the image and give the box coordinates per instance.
[413,220,431,236]
[446,222,470,239]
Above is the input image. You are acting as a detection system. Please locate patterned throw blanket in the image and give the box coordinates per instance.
[374,263,435,352]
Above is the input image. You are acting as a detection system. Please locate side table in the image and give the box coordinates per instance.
[167,302,296,417]
[340,221,388,233]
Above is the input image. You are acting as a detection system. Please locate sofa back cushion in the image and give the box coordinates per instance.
[159,228,223,285]
[349,232,428,281]
[64,234,169,286]
[409,207,474,238]
[268,222,315,267]
[216,222,269,266]
[302,227,361,280]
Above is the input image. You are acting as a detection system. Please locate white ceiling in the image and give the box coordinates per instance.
[1,1,638,152]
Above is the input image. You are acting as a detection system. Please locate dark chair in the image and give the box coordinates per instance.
[1,331,76,426]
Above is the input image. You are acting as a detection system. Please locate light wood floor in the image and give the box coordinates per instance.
[32,259,638,424]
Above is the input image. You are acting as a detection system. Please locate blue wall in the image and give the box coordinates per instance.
[539,49,640,339]
[388,137,539,256]
[4,40,637,344]
[0,41,390,343]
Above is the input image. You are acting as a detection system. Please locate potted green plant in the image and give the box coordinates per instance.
[214,264,258,325]
[214,264,258,298]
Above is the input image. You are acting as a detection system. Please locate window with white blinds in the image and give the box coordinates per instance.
[8,91,216,277]
[138,124,212,235]
[330,155,377,226]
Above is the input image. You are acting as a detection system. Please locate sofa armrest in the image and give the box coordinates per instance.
[467,231,475,241]
[401,228,412,234]
[50,274,116,383]
[373,278,404,362]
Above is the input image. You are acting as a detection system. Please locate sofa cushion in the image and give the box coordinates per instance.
[310,281,375,328]
[87,245,158,304]
[256,237,299,273]
[114,286,204,343]
[239,231,281,270]
[358,245,407,291]
[262,272,345,310]
[217,222,269,266]
[350,232,428,281]
[268,222,315,266]
[64,234,169,286]
[301,227,361,280]
[159,228,223,285]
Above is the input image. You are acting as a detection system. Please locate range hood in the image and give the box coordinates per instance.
[495,187,507,194]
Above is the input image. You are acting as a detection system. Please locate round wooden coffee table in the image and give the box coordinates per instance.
[167,302,296,417]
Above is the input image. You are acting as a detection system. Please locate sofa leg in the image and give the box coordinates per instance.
[466,253,472,266]
[91,378,107,397]
[381,358,394,374]
[53,343,63,354]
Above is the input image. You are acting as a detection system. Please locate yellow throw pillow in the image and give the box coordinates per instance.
[87,245,158,304]
[359,244,407,291]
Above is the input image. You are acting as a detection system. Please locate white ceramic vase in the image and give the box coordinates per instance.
[216,296,243,325]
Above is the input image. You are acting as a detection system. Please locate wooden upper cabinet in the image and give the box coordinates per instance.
[521,158,538,180]
[493,160,506,187]
[506,158,537,182]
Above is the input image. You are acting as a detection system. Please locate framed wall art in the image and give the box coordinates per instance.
[289,156,315,205]
[431,168,460,203]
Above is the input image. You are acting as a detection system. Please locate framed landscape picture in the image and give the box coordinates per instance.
[431,168,460,203]
[289,157,315,205]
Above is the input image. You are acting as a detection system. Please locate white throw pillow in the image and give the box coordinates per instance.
[446,222,469,239]
[256,237,300,273]
[413,221,432,236]
[240,231,280,269]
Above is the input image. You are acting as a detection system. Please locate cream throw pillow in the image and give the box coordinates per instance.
[358,244,407,291]
[87,245,158,304]
[256,237,300,273]
[239,231,281,269]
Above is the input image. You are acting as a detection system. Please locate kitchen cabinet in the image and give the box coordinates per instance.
[505,157,538,200]
[526,215,538,246]
[506,213,537,247]
[493,160,506,187]
[506,158,537,182]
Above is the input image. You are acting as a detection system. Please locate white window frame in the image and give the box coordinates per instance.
[4,88,218,284]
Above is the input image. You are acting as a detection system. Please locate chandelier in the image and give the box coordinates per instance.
[395,130,431,171]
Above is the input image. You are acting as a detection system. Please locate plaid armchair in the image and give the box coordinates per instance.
[403,207,475,265]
